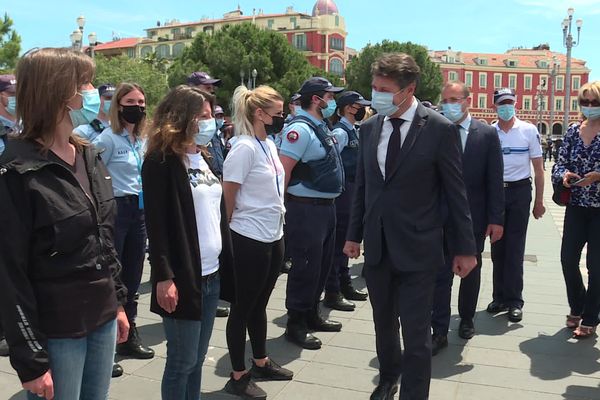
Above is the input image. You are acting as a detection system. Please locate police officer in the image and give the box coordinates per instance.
[187,71,222,95]
[488,88,545,323]
[279,77,345,349]
[323,91,370,312]
[206,105,226,178]
[0,74,16,357]
[73,83,115,142]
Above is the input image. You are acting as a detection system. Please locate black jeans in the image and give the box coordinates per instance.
[114,196,147,323]
[326,181,355,293]
[561,205,600,327]
[226,231,284,372]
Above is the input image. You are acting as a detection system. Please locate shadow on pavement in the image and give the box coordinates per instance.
[562,383,600,399]
[472,310,524,336]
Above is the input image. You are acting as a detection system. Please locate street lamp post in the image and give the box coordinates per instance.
[88,32,97,59]
[536,82,546,136]
[70,30,83,52]
[251,69,257,90]
[561,7,583,135]
[548,56,560,138]
[240,70,245,86]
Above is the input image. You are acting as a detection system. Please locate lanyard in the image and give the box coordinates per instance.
[255,136,281,197]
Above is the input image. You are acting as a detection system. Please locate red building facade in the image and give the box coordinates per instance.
[431,47,590,137]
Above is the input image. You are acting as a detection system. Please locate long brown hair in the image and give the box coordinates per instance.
[16,47,94,148]
[110,82,147,137]
[145,85,214,160]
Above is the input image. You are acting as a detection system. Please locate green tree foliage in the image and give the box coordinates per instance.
[169,23,342,111]
[94,54,169,113]
[345,40,443,103]
[0,13,22,73]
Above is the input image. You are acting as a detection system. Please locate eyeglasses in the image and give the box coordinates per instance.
[440,97,465,104]
[579,99,600,107]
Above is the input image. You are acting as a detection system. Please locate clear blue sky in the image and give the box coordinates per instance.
[8,0,600,80]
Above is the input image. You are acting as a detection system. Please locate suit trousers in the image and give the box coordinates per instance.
[365,249,435,400]
[285,200,336,312]
[325,181,355,293]
[432,252,483,336]
[491,184,532,308]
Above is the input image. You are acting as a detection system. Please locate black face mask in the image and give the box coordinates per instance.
[119,105,146,124]
[354,107,366,122]
[265,115,285,135]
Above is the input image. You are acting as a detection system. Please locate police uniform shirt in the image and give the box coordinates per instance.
[331,116,354,151]
[493,118,542,182]
[279,108,339,199]
[73,119,109,143]
[377,98,418,179]
[93,127,145,197]
[0,115,16,156]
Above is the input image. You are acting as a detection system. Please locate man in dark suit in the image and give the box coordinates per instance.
[344,54,477,400]
[431,82,505,355]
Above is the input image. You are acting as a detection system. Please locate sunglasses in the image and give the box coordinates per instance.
[579,99,600,107]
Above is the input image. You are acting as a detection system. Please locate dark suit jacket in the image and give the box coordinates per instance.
[455,117,504,253]
[347,102,476,271]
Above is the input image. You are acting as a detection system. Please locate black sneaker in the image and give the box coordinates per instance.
[224,372,267,400]
[250,359,293,381]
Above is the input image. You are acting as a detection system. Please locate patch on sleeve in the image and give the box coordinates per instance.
[287,131,299,143]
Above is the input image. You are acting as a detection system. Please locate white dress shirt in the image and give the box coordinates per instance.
[377,97,419,179]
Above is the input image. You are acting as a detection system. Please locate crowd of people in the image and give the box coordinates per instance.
[0,47,599,400]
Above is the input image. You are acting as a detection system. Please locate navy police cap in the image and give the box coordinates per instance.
[298,77,344,95]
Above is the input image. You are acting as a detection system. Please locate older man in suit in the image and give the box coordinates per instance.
[344,54,477,400]
[431,82,505,355]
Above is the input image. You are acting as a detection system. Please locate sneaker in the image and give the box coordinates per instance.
[224,372,267,400]
[250,359,293,381]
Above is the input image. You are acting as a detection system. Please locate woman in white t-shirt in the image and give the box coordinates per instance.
[222,85,293,399]
[141,85,235,400]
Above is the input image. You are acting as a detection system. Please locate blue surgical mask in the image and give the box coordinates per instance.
[371,89,409,117]
[68,89,101,128]
[320,98,337,119]
[441,102,464,123]
[496,104,516,121]
[216,118,225,130]
[102,99,112,115]
[6,96,16,116]
[195,118,216,146]
[581,106,600,120]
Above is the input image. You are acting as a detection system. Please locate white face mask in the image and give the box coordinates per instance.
[195,118,216,145]
[371,89,408,117]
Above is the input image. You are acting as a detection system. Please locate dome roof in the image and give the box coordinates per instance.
[312,0,339,16]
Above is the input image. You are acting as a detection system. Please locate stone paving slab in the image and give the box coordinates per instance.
[2,168,600,399]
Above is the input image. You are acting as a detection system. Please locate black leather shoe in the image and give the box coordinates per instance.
[116,323,155,359]
[370,381,399,400]
[324,292,355,312]
[341,283,368,301]
[112,363,124,378]
[285,312,322,350]
[307,307,342,332]
[216,306,230,318]
[280,259,292,274]
[431,334,448,356]
[458,319,475,340]
[486,301,508,313]
[0,337,9,357]
[508,307,523,322]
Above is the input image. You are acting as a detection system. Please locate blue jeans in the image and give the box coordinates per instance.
[27,319,116,400]
[161,273,220,400]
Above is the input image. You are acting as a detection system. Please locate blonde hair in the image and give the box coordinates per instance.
[145,85,214,160]
[110,82,147,137]
[231,85,283,137]
[16,47,94,148]
[578,81,600,102]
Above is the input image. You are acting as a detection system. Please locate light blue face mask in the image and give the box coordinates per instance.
[68,89,101,127]
[581,106,600,120]
[371,89,409,117]
[319,98,337,119]
[195,118,216,146]
[102,99,112,115]
[441,102,464,123]
[6,96,16,116]
[496,104,516,121]
[216,118,225,130]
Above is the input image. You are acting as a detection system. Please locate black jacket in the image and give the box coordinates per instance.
[347,103,477,270]
[0,138,126,383]
[142,151,235,321]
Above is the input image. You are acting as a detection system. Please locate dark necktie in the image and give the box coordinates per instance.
[385,118,405,179]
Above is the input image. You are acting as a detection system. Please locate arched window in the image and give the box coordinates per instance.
[156,44,170,59]
[140,46,153,57]
[329,58,343,76]
[172,43,185,57]
[552,122,563,136]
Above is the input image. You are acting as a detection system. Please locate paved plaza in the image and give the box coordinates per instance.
[1,168,599,399]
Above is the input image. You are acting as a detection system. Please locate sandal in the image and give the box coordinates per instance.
[573,324,596,339]
[566,315,582,329]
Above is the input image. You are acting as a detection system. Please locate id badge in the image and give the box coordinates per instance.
[138,191,144,210]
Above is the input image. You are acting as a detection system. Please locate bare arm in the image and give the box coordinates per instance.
[531,157,546,219]
[222,181,241,222]
[279,155,298,193]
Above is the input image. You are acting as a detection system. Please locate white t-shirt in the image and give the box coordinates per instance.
[223,135,285,243]
[186,152,223,276]
[493,118,543,182]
